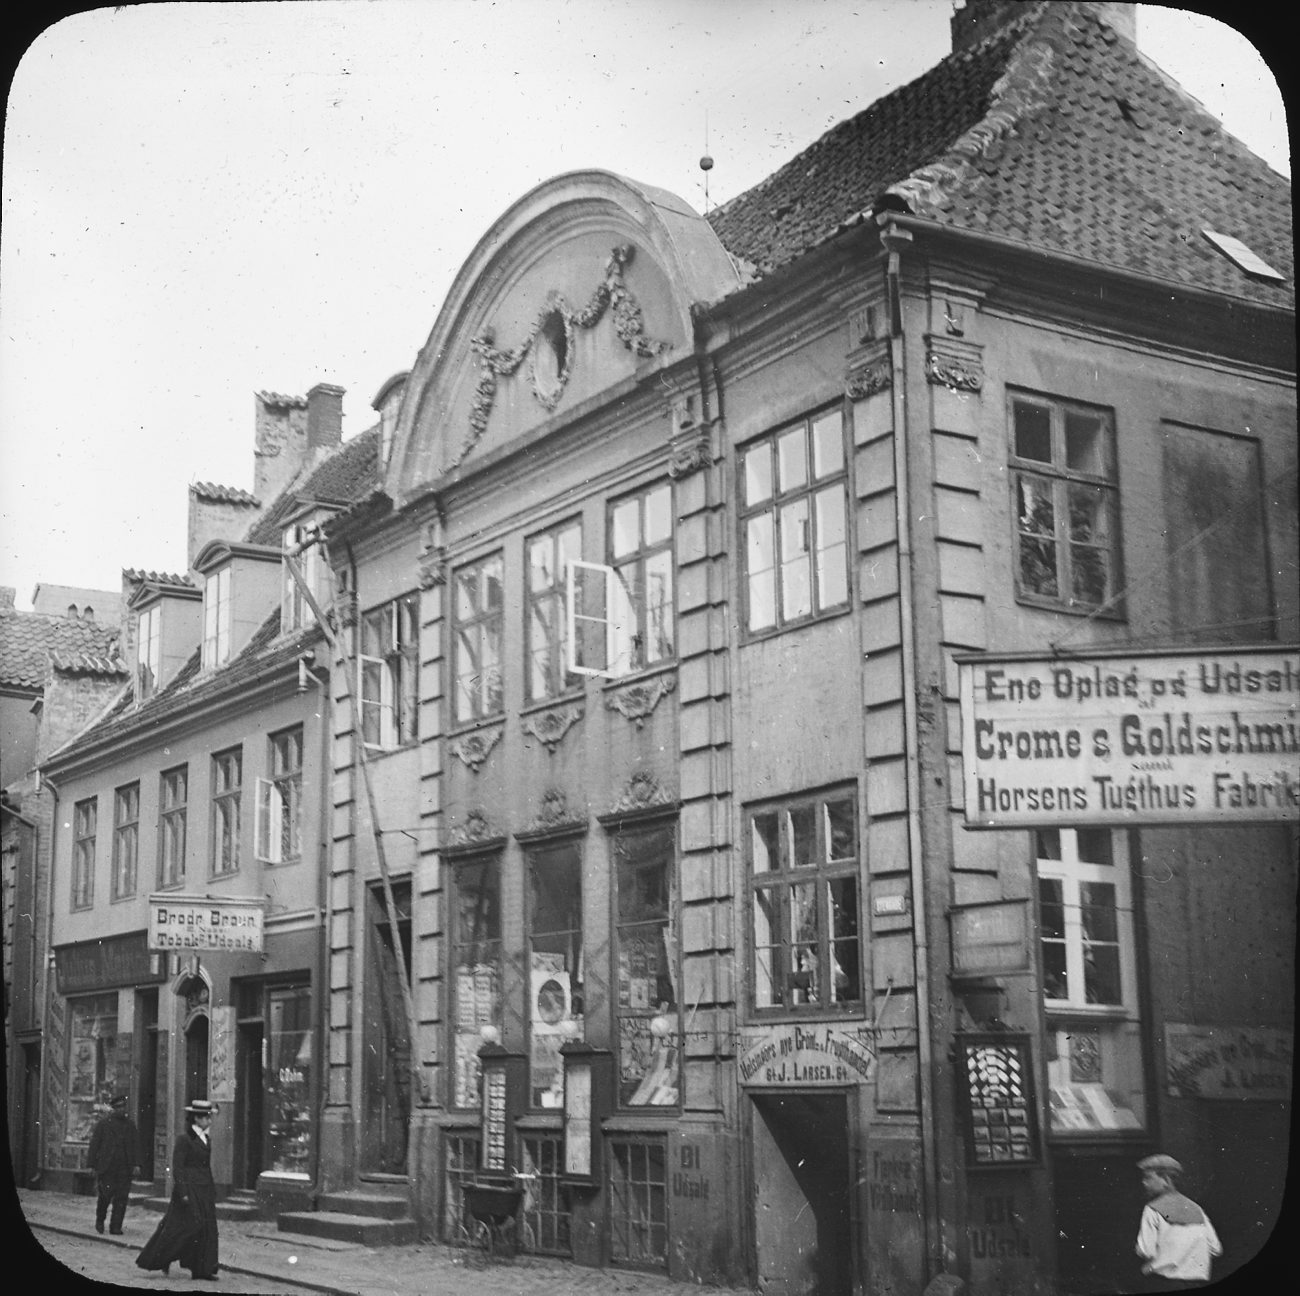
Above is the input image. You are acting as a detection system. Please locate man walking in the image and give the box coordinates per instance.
[88,1093,138,1235]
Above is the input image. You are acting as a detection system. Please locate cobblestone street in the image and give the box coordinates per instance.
[18,1188,759,1296]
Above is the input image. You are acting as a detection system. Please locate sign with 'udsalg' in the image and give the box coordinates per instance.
[958,646,1300,827]
[148,895,265,953]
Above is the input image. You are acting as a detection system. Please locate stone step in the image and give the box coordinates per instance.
[316,1191,409,1219]
[276,1210,418,1247]
[136,1192,259,1220]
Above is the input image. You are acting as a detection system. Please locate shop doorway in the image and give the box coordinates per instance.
[751,1091,858,1296]
[361,879,412,1175]
[138,991,159,1180]
[235,1017,265,1188]
[18,1042,41,1187]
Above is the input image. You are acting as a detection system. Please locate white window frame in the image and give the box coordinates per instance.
[566,559,636,678]
[137,604,161,699]
[283,521,322,630]
[1038,828,1146,1137]
[202,566,232,669]
[1038,830,1137,1015]
[255,728,302,864]
[358,594,419,750]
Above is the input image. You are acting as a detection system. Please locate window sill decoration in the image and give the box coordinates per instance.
[604,673,676,728]
[845,357,892,400]
[608,769,675,819]
[518,787,587,840]
[458,245,670,467]
[450,724,504,773]
[523,704,583,754]
[447,808,498,850]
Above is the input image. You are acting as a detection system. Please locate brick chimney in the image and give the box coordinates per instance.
[187,483,262,571]
[950,1,1135,52]
[0,586,14,611]
[307,383,345,453]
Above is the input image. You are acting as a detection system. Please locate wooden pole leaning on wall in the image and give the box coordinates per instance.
[283,536,429,1194]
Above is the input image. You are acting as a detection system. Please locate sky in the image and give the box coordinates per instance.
[0,1,1290,611]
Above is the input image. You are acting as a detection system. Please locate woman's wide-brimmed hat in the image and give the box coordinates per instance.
[185,1099,220,1117]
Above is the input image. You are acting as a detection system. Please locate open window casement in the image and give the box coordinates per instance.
[359,654,397,747]
[254,777,286,864]
[566,560,637,678]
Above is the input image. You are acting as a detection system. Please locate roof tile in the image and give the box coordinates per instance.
[0,610,121,690]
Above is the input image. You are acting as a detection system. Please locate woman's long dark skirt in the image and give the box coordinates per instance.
[136,1186,218,1278]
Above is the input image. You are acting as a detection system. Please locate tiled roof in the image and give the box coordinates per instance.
[246,425,382,546]
[122,569,195,588]
[707,2,1292,308]
[191,482,260,506]
[45,608,317,761]
[50,652,127,676]
[0,610,121,690]
[258,391,308,409]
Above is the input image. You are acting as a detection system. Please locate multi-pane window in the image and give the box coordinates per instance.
[453,554,504,724]
[526,521,582,702]
[1037,828,1145,1135]
[569,484,675,679]
[608,1137,669,1269]
[256,727,303,864]
[158,766,188,887]
[137,604,161,699]
[202,566,231,669]
[283,520,323,630]
[211,748,242,876]
[519,1133,570,1255]
[111,783,139,900]
[72,798,97,910]
[450,855,503,1109]
[527,842,583,1106]
[741,409,849,634]
[613,826,679,1106]
[749,789,862,1012]
[1010,392,1119,612]
[360,594,420,748]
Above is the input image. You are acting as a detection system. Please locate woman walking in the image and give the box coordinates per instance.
[136,1099,221,1280]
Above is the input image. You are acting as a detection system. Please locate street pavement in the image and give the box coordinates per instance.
[16,1186,760,1296]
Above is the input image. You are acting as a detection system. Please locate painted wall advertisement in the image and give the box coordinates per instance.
[1164,1024,1293,1101]
[958,647,1300,826]
[147,894,265,953]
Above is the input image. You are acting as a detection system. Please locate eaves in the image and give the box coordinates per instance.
[40,650,314,783]
[876,212,1296,374]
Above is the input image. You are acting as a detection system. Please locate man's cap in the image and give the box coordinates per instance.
[1138,1153,1183,1175]
[109,1094,128,1108]
[185,1099,219,1116]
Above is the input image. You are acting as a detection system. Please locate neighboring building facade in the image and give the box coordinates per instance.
[309,3,1295,1294]
[2,584,125,1193]
[37,387,379,1217]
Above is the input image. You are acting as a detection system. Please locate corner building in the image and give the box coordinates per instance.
[311,4,1294,1293]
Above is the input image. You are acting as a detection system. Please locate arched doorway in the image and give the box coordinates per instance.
[175,970,211,1105]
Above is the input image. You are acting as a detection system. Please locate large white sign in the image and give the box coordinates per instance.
[148,895,265,953]
[958,647,1300,827]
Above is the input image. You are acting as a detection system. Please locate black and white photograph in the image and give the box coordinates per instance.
[0,3,1293,1294]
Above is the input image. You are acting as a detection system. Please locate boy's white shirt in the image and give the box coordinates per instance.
[1136,1202,1223,1280]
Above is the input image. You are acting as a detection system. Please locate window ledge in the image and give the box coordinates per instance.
[1045,1004,1135,1020]
[741,601,853,647]
[1014,593,1126,621]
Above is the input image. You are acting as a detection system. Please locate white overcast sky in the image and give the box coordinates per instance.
[0,1,1289,610]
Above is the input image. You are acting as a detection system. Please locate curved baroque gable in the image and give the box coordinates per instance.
[385,171,740,503]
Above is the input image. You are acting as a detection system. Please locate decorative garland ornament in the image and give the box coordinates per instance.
[456,245,670,468]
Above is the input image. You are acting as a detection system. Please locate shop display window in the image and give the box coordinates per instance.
[526,842,583,1107]
[265,984,313,1175]
[1037,828,1146,1136]
[66,994,118,1142]
[613,825,679,1106]
[450,855,503,1109]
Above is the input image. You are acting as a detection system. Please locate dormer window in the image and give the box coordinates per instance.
[138,604,161,699]
[283,521,323,630]
[202,566,232,669]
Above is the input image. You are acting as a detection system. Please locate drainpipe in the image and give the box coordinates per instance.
[880,216,946,1281]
